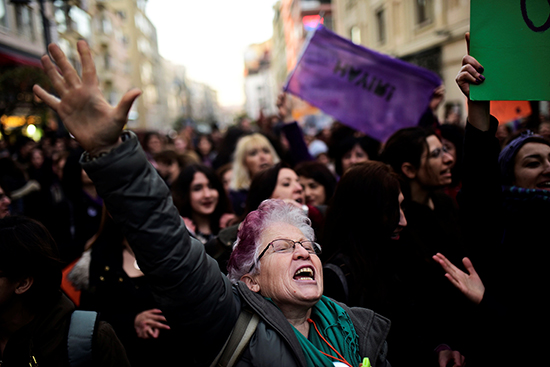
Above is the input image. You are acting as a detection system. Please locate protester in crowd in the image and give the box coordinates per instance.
[538,119,550,140]
[33,40,392,367]
[272,93,315,168]
[321,161,463,366]
[216,162,233,196]
[172,134,192,156]
[51,150,103,264]
[380,126,469,365]
[206,162,325,273]
[0,215,130,366]
[141,131,163,168]
[171,163,234,244]
[381,126,463,258]
[431,38,550,366]
[0,156,37,215]
[294,161,337,207]
[194,133,217,167]
[153,149,200,188]
[211,126,246,170]
[325,161,439,363]
[307,138,331,167]
[78,211,177,367]
[229,133,280,215]
[328,124,380,178]
[0,183,11,218]
[439,123,465,202]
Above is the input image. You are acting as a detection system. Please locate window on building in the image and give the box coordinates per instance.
[350,25,361,44]
[0,0,8,29]
[376,9,386,44]
[15,4,36,41]
[100,14,112,34]
[416,0,434,26]
[69,6,91,39]
[54,0,69,33]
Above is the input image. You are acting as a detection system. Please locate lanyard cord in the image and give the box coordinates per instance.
[307,318,353,367]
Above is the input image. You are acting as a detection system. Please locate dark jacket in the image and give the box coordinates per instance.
[458,119,550,366]
[0,293,129,367]
[82,131,391,367]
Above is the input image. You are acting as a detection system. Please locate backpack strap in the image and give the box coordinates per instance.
[67,310,98,367]
[210,308,260,367]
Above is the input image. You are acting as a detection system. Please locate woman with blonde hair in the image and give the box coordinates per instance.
[229,133,280,215]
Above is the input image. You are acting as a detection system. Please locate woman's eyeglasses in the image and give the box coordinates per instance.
[248,239,322,272]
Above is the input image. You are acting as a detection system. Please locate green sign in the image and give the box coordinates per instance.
[470,0,550,101]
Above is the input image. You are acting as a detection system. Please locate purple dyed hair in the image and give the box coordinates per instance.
[227,199,315,283]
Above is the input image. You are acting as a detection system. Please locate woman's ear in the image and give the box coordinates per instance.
[401,162,417,180]
[14,277,34,295]
[241,274,261,293]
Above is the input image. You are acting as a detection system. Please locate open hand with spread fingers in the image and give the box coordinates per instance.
[433,253,485,305]
[33,41,141,156]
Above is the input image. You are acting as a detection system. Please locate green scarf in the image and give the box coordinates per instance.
[292,296,362,367]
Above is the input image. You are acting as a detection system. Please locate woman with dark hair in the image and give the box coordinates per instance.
[439,123,465,202]
[380,127,461,253]
[294,161,337,207]
[141,132,163,168]
[380,127,468,366]
[194,133,217,167]
[171,164,233,244]
[328,124,381,177]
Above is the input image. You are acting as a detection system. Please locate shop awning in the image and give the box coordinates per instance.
[0,45,43,68]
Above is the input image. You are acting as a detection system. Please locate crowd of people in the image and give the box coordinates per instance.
[1,33,549,366]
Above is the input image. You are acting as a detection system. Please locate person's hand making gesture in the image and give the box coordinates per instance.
[433,253,485,305]
[33,41,141,156]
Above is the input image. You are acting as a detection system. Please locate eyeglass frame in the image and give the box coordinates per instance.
[248,238,322,273]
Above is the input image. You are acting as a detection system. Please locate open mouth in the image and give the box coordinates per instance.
[295,197,303,204]
[537,181,550,190]
[294,266,314,281]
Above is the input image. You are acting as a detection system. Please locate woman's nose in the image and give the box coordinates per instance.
[293,243,311,259]
[443,151,454,165]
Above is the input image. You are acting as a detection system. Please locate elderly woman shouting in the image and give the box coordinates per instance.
[34,42,390,367]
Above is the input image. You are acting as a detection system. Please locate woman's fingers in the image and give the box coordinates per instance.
[114,88,141,123]
[462,55,484,74]
[32,84,60,111]
[40,53,67,96]
[77,40,98,87]
[48,43,81,88]
[462,257,477,275]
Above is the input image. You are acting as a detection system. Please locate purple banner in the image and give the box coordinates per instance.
[284,26,442,142]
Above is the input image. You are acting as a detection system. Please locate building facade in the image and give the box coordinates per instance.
[333,0,470,123]
[108,0,166,130]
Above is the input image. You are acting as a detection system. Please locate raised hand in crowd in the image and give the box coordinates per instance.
[455,32,490,131]
[433,253,485,305]
[33,41,140,155]
[134,308,171,339]
[276,92,294,123]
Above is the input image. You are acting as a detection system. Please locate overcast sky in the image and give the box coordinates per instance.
[146,1,278,107]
